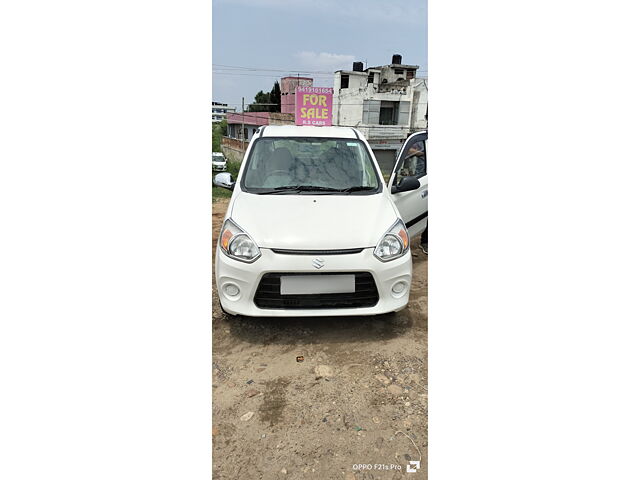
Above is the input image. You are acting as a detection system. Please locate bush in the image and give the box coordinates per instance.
[212,120,227,153]
[226,160,240,178]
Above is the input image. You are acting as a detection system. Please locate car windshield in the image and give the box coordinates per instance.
[241,137,381,194]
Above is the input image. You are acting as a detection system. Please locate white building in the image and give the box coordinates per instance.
[212,102,236,123]
[333,54,427,173]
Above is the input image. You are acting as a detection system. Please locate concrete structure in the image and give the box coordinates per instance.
[222,112,295,161]
[332,54,427,174]
[226,112,295,141]
[226,112,270,143]
[280,76,313,114]
[212,102,236,123]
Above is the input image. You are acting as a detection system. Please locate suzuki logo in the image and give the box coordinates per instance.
[312,258,325,269]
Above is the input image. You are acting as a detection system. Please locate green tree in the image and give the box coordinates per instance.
[248,90,270,112]
[247,81,281,112]
[268,81,281,112]
[212,123,220,152]
[212,119,227,152]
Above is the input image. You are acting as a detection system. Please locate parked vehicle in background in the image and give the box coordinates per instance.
[215,125,426,318]
[214,172,235,190]
[212,152,227,171]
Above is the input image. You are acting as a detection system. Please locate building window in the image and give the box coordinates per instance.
[394,68,405,75]
[341,74,349,89]
[367,72,374,84]
[407,69,415,79]
[379,101,399,125]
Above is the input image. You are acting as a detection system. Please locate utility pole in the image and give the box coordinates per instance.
[241,97,245,148]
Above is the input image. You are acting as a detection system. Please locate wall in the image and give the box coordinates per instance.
[378,64,418,84]
[226,112,270,126]
[221,113,295,161]
[332,88,363,127]
[280,77,313,114]
[221,137,246,163]
[358,125,409,139]
[269,113,295,125]
[410,78,428,130]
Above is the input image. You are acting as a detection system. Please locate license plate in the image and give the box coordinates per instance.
[280,275,355,295]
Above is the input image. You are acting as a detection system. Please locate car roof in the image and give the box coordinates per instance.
[259,125,361,139]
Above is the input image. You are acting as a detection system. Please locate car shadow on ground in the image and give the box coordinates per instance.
[217,310,414,345]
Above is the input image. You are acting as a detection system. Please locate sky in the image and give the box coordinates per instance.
[212,0,427,108]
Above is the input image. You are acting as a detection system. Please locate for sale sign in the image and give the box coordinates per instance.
[295,86,333,126]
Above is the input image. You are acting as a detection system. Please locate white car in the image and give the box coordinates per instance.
[212,152,227,171]
[215,125,427,317]
[213,172,235,190]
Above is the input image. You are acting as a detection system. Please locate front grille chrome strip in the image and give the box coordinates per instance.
[271,248,364,256]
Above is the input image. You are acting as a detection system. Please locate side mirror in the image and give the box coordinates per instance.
[391,176,420,194]
[214,172,235,191]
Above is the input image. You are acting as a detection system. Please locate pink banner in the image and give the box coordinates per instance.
[295,86,333,126]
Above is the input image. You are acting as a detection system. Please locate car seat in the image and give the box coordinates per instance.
[262,147,295,188]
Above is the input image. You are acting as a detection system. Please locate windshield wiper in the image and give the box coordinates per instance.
[294,185,342,192]
[340,186,377,193]
[255,186,302,195]
[256,185,341,194]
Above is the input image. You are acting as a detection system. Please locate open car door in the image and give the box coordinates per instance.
[388,131,427,238]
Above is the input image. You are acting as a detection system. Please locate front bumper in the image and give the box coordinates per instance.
[215,247,412,317]
[212,164,226,171]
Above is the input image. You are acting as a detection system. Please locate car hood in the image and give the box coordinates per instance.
[230,192,398,249]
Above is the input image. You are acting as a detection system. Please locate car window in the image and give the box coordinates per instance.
[394,137,426,185]
[241,138,381,194]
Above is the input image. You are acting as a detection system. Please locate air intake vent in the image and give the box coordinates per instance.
[254,272,379,310]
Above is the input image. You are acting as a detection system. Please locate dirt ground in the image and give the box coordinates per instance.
[213,199,428,480]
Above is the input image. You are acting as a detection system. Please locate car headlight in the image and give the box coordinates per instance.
[219,219,261,263]
[374,218,409,262]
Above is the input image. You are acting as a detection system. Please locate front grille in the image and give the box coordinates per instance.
[253,272,379,310]
[271,248,364,255]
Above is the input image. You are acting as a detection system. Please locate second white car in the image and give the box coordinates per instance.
[212,152,227,171]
